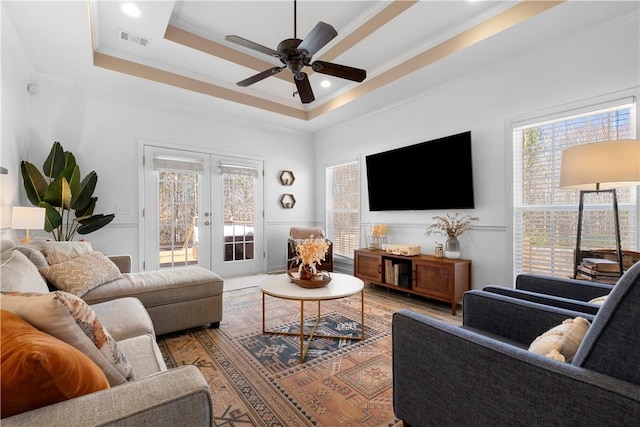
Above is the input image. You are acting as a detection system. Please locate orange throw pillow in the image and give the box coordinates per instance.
[0,310,109,418]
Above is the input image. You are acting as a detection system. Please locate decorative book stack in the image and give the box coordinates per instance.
[576,257,621,284]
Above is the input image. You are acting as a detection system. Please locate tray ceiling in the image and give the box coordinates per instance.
[4,1,638,131]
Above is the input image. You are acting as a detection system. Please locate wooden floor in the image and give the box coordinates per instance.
[363,283,463,326]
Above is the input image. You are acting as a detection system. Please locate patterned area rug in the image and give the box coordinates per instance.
[157,284,461,426]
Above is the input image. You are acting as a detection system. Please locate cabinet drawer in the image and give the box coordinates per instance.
[413,262,452,298]
[354,251,382,282]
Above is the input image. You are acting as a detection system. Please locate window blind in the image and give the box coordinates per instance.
[153,155,204,174]
[219,164,259,178]
[513,101,637,279]
[326,160,360,259]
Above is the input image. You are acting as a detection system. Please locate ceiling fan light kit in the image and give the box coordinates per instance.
[225,0,366,104]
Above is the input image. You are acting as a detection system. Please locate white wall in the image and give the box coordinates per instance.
[314,14,640,289]
[20,78,317,272]
[0,10,33,234]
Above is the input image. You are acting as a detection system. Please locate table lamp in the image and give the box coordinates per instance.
[559,139,640,278]
[11,206,46,244]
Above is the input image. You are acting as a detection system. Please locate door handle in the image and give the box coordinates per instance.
[204,221,210,226]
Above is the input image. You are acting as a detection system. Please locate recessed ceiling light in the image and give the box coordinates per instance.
[320,80,331,88]
[122,3,141,18]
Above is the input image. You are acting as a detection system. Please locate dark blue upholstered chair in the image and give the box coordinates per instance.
[392,261,640,426]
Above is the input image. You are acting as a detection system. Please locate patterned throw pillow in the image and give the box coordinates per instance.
[38,240,93,265]
[1,310,110,418]
[0,291,134,385]
[39,251,122,296]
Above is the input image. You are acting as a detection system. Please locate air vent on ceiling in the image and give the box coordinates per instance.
[117,29,151,47]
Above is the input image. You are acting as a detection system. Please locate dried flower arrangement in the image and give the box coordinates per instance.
[294,236,330,273]
[426,213,478,239]
[366,223,387,237]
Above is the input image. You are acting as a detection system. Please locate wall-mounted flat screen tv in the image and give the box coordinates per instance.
[365,131,474,211]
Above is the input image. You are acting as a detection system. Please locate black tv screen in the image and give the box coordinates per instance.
[365,131,475,211]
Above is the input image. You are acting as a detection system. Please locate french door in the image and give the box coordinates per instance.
[142,145,264,277]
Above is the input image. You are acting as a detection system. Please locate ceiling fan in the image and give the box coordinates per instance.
[224,0,366,104]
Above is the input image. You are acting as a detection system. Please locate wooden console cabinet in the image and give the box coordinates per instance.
[353,249,471,315]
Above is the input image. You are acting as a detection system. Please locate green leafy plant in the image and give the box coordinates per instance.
[20,141,115,241]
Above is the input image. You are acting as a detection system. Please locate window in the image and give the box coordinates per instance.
[326,160,360,258]
[513,100,637,278]
[153,155,204,268]
[219,164,257,262]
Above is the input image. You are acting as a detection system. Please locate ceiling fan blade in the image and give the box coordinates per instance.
[225,35,281,58]
[311,61,366,82]
[237,67,284,87]
[294,73,315,104]
[297,22,337,57]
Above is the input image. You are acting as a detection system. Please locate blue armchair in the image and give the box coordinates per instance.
[392,261,640,426]
[483,274,614,315]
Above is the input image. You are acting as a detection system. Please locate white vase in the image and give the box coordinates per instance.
[445,237,461,259]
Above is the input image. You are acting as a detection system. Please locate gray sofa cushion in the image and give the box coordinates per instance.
[0,249,49,294]
[82,267,223,308]
[117,335,167,380]
[90,297,156,342]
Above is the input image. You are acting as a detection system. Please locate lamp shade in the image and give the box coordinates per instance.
[11,206,46,230]
[559,139,640,190]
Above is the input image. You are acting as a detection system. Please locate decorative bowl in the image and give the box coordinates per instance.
[287,270,332,288]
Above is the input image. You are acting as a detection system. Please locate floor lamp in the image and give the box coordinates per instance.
[559,139,640,279]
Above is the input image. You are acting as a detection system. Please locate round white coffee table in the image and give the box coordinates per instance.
[259,272,365,363]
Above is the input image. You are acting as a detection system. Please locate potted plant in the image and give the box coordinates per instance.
[292,236,330,280]
[425,213,478,259]
[20,141,115,241]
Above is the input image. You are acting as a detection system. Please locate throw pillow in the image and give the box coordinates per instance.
[0,291,134,385]
[0,249,49,293]
[0,239,16,253]
[529,317,591,362]
[589,295,609,305]
[1,310,109,418]
[38,240,93,265]
[38,251,122,297]
[15,244,49,269]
